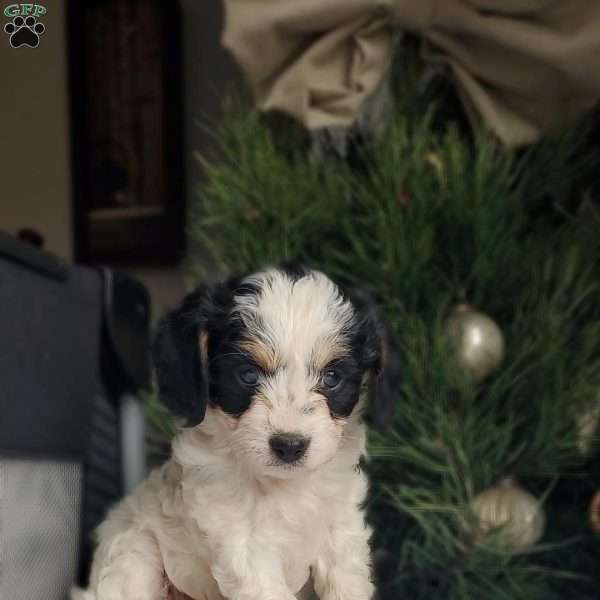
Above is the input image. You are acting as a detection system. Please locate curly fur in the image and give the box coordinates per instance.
[75,265,399,600]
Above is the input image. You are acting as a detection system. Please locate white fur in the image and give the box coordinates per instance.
[77,269,374,600]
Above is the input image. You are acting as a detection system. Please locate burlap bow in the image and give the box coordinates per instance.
[222,0,600,146]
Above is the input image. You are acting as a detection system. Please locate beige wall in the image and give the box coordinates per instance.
[0,0,239,317]
[0,0,72,260]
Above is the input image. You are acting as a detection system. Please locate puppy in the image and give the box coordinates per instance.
[76,264,400,600]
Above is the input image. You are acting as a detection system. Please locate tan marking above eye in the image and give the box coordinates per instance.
[199,331,209,362]
[310,335,350,371]
[238,340,279,373]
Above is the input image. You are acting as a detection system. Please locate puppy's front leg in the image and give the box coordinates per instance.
[88,514,166,600]
[311,504,375,600]
[211,538,296,600]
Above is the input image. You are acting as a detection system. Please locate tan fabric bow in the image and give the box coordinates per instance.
[222,0,600,146]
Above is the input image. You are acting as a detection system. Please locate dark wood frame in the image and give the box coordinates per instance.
[66,0,186,266]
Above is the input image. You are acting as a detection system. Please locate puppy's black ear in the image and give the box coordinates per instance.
[368,317,402,431]
[152,287,211,426]
[349,288,401,431]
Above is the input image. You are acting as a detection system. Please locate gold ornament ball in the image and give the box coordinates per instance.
[470,477,545,553]
[446,304,505,381]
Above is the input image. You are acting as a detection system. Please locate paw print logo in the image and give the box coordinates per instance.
[4,15,45,48]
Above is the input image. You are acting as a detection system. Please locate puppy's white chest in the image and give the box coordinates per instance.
[158,469,332,599]
[161,514,319,600]
[278,513,323,592]
[248,488,327,593]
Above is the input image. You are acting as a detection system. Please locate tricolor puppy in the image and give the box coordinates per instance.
[77,264,400,600]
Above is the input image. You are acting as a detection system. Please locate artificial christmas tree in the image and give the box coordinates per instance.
[150,5,600,599]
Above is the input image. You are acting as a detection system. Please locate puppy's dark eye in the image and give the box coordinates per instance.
[237,365,259,386]
[322,369,341,389]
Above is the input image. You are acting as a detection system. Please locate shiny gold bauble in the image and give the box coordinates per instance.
[470,477,545,553]
[446,304,505,382]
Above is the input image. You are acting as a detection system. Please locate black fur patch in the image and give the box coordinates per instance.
[152,288,210,425]
[277,261,309,282]
[343,287,401,429]
[309,288,383,421]
[204,276,263,416]
[152,273,261,423]
[207,320,259,416]
[316,355,365,418]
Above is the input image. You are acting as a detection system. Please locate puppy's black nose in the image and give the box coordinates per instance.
[269,433,310,463]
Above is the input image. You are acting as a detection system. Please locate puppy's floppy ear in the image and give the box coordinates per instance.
[368,316,402,431]
[152,286,211,426]
[349,288,401,430]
